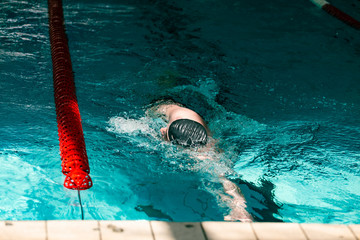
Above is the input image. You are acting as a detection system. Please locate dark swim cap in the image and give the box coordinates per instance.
[168,119,208,147]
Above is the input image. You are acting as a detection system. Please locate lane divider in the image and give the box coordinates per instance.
[310,0,360,30]
[48,0,93,190]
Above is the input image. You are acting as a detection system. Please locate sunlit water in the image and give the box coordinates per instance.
[1,0,360,223]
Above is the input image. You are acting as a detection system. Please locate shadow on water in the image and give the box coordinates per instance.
[135,205,174,221]
[235,178,283,222]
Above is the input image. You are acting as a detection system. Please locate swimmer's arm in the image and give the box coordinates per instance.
[195,138,223,161]
[221,177,253,222]
[194,143,252,222]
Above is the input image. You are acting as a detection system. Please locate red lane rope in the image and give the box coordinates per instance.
[48,0,93,190]
[310,0,360,30]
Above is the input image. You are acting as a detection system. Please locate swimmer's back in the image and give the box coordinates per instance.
[167,105,205,124]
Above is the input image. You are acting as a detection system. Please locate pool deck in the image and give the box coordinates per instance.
[0,221,359,240]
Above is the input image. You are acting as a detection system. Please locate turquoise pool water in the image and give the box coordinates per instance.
[1,0,360,223]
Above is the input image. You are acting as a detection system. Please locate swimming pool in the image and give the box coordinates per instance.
[1,0,359,223]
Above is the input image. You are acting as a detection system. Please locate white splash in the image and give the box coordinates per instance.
[107,116,158,137]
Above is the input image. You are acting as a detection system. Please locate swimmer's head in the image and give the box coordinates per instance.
[166,119,208,147]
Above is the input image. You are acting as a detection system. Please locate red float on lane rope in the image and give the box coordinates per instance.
[48,0,92,190]
[310,0,360,30]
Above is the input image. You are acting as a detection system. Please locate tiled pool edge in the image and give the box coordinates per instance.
[0,220,359,240]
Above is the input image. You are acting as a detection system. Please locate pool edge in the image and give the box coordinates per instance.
[0,220,359,240]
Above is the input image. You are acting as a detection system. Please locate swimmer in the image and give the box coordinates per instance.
[146,98,253,222]
[146,99,209,147]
